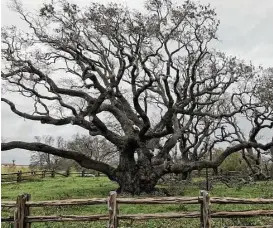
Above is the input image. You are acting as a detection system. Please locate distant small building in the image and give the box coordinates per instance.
[1,163,15,167]
[1,163,29,168]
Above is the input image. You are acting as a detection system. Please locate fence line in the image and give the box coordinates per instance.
[226,226,273,228]
[2,191,273,228]
[3,196,273,207]
[1,170,104,183]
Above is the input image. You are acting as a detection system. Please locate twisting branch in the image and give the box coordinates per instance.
[1,141,116,178]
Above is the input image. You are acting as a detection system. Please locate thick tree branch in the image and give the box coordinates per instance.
[1,141,116,178]
[166,141,273,174]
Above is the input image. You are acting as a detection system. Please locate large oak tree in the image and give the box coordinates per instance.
[2,0,273,193]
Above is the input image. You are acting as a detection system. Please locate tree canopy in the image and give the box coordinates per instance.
[1,0,273,193]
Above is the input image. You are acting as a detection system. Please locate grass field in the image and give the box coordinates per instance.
[1,166,31,174]
[1,176,273,227]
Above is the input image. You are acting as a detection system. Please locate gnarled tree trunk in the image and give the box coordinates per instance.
[115,166,160,194]
[114,146,160,194]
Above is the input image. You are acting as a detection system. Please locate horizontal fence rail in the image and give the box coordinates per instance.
[3,197,273,207]
[1,191,273,228]
[25,214,110,222]
[226,226,273,228]
[210,197,273,204]
[1,170,104,183]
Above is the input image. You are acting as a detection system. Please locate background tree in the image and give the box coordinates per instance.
[214,149,248,173]
[30,134,118,171]
[30,135,63,170]
[66,134,118,167]
[2,0,273,194]
[255,68,273,109]
[267,142,273,179]
[57,134,119,172]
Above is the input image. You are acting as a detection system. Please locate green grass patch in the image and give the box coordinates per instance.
[2,177,273,227]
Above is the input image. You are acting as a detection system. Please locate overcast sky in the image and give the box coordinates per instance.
[1,0,273,165]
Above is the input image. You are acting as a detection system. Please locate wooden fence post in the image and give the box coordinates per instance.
[41,170,46,178]
[17,171,22,182]
[51,170,55,178]
[14,193,31,228]
[200,190,211,228]
[25,194,31,228]
[200,191,203,228]
[108,191,118,228]
[205,168,209,191]
[66,169,70,177]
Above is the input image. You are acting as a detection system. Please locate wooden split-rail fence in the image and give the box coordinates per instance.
[1,170,102,183]
[1,191,273,228]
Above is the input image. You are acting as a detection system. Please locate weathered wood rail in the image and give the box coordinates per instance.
[226,226,273,228]
[1,191,273,228]
[1,170,103,183]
